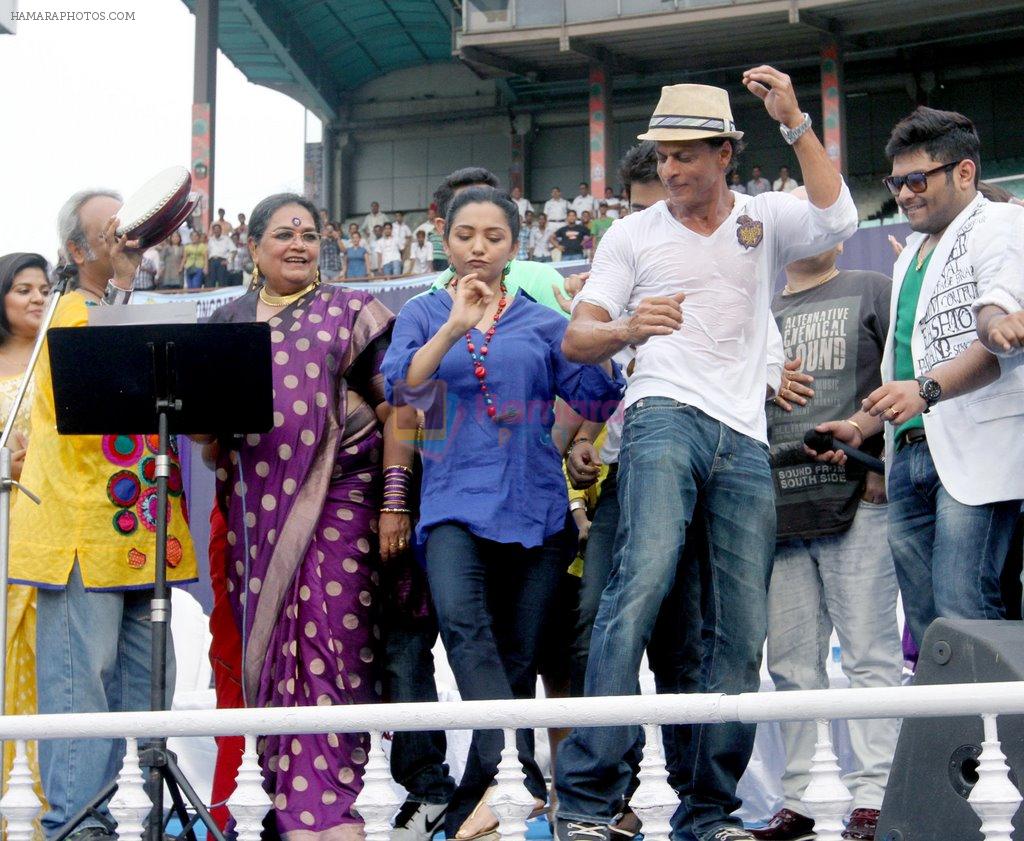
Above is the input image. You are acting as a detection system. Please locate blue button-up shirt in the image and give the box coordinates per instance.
[383,288,623,548]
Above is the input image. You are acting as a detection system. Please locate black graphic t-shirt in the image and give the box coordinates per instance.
[554,223,590,257]
[768,270,891,540]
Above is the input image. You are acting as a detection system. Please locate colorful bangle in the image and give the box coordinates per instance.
[381,506,411,514]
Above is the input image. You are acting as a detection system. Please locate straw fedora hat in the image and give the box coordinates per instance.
[638,84,744,142]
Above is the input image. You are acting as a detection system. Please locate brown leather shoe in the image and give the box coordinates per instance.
[841,808,879,840]
[750,809,815,840]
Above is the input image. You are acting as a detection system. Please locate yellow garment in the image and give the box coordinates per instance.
[565,427,610,576]
[0,373,45,809]
[10,293,197,589]
[183,242,207,270]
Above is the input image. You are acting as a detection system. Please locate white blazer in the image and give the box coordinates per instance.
[882,194,1024,505]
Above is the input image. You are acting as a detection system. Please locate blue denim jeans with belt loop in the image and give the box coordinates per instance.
[36,561,175,838]
[887,438,1019,647]
[555,398,776,841]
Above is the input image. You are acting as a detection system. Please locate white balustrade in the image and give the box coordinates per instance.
[489,727,535,841]
[969,714,1022,841]
[107,737,152,841]
[629,724,677,841]
[0,740,42,841]
[227,734,273,841]
[353,730,401,841]
[2,685,1024,841]
[800,719,852,841]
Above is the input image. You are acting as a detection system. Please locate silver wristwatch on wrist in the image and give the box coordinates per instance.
[780,112,812,145]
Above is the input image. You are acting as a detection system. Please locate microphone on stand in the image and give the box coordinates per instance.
[803,429,885,475]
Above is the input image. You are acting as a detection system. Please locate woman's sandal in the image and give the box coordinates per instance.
[454,788,549,841]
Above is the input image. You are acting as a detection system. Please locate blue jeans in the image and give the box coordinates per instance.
[36,562,175,838]
[887,439,1019,647]
[184,267,204,289]
[383,612,456,805]
[208,257,228,287]
[426,524,565,836]
[570,467,702,806]
[556,399,776,841]
[381,260,403,276]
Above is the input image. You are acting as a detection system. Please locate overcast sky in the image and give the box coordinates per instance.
[0,0,317,263]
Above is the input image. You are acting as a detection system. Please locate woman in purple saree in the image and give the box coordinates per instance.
[208,193,408,841]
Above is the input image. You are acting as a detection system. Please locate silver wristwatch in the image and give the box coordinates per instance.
[780,112,812,145]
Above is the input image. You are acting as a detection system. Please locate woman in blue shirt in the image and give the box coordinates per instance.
[382,187,621,840]
[344,230,371,279]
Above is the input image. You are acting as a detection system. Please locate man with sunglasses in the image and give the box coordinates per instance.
[811,106,1024,655]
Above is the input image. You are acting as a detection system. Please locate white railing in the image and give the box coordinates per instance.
[3,683,1023,841]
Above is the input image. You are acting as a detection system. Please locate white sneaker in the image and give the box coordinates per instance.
[392,800,449,841]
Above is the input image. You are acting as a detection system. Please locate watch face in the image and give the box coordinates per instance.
[921,378,941,402]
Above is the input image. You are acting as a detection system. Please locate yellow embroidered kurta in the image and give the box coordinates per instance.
[0,373,44,808]
[10,293,197,589]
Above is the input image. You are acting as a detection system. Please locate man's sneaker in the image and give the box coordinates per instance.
[391,799,448,841]
[67,827,117,841]
[841,808,879,840]
[751,808,816,840]
[704,827,758,841]
[554,818,612,841]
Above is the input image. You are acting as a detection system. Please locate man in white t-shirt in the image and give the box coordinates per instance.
[511,185,531,220]
[374,222,403,275]
[554,73,857,841]
[571,182,599,218]
[206,223,237,287]
[530,213,553,262]
[392,211,412,252]
[774,164,800,193]
[409,228,433,275]
[544,187,568,226]
[361,201,389,238]
[603,186,621,218]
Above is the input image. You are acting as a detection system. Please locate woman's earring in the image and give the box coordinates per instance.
[502,263,512,279]
[315,267,322,286]
[250,264,261,291]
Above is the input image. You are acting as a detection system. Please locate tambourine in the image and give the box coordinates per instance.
[115,166,198,247]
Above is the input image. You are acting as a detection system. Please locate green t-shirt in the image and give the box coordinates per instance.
[590,217,614,243]
[428,230,445,261]
[428,259,570,319]
[892,248,933,441]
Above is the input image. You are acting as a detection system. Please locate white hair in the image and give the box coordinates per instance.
[57,189,121,265]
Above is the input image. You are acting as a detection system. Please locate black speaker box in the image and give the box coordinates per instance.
[877,619,1024,841]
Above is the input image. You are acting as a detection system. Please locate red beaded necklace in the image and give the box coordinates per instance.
[451,278,509,421]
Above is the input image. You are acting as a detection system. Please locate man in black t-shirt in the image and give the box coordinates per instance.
[550,209,589,259]
[753,223,903,841]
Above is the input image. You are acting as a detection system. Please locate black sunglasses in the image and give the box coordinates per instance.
[882,161,960,196]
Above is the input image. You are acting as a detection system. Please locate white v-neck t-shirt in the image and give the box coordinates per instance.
[572,185,858,443]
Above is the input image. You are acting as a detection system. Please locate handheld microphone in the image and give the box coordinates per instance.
[803,429,885,475]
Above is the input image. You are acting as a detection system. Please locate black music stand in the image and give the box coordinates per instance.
[47,322,273,841]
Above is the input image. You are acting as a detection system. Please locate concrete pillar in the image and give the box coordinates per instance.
[820,34,847,174]
[322,123,336,219]
[588,64,613,196]
[509,113,531,195]
[191,0,218,230]
[335,132,353,221]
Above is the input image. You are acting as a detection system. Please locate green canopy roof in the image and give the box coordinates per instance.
[182,0,458,120]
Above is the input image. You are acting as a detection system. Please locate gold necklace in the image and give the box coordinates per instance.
[915,242,932,272]
[259,278,320,307]
[783,267,839,296]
